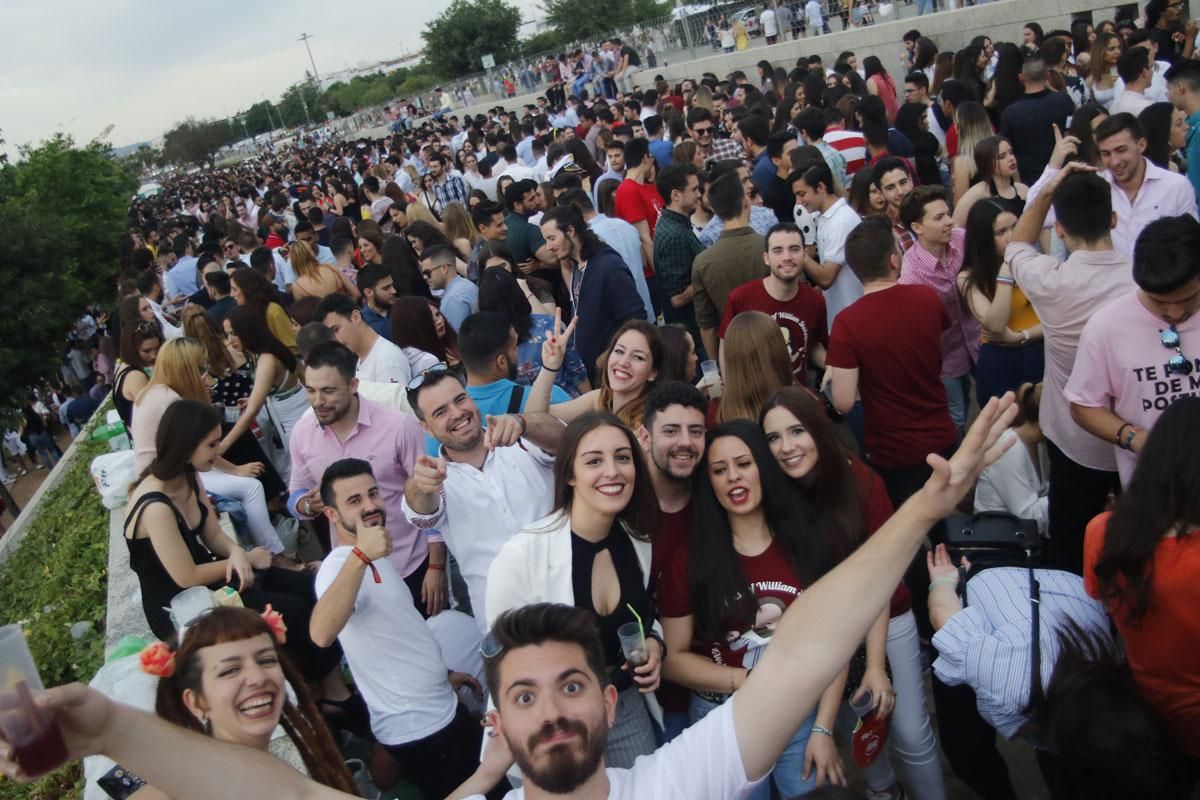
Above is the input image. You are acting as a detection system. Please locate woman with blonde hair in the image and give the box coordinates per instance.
[404,201,439,227]
[441,201,478,262]
[690,84,714,112]
[1087,32,1122,110]
[131,338,287,555]
[950,101,995,204]
[717,311,794,424]
[289,240,358,302]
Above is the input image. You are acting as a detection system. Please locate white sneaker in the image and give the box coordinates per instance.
[866,785,906,800]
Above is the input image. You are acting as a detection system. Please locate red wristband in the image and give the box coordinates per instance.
[352,546,382,584]
[427,562,445,571]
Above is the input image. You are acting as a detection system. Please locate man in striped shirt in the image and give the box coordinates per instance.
[822,107,867,176]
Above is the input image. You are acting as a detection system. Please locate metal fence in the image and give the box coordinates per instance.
[432,0,935,109]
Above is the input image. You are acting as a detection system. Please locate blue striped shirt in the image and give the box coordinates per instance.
[932,568,1111,738]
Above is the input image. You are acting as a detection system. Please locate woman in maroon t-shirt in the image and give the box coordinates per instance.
[659,419,851,795]
[761,387,946,800]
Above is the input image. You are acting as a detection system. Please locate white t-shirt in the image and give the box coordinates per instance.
[314,548,458,745]
[357,335,413,385]
[466,699,759,800]
[815,198,864,331]
[760,8,778,36]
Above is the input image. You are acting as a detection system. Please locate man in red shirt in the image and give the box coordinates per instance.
[822,107,867,177]
[721,222,828,386]
[614,137,663,277]
[825,215,955,508]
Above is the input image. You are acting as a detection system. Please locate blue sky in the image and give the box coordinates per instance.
[0,0,544,155]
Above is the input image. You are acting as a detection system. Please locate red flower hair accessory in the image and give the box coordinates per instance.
[261,604,287,645]
[139,641,176,678]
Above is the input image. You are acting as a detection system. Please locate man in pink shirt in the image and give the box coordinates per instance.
[1007,165,1133,574]
[1066,214,1200,486]
[288,341,448,615]
[899,185,980,438]
[1026,113,1197,259]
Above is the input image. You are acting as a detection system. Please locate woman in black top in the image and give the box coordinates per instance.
[113,319,162,430]
[123,400,342,690]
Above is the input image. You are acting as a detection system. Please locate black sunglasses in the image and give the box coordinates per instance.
[1160,326,1193,375]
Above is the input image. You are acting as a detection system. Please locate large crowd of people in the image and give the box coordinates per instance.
[7,4,1200,799]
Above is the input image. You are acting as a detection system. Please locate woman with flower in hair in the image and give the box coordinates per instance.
[103,606,362,798]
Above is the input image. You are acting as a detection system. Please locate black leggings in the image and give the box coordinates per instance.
[931,677,1017,800]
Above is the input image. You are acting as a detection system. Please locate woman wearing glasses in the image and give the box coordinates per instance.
[131,338,288,557]
[113,320,162,430]
[485,412,664,768]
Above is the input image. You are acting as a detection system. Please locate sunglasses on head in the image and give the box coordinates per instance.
[1160,326,1193,375]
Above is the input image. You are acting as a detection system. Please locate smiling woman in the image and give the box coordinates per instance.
[485,412,664,769]
[103,607,358,797]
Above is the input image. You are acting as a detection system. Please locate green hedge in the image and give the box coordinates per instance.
[0,433,111,799]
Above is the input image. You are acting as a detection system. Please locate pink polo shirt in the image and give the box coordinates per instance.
[287,396,437,579]
[900,227,981,378]
[1006,242,1134,472]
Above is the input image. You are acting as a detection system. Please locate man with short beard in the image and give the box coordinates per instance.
[355,263,396,340]
[311,458,488,800]
[403,369,562,629]
[288,342,448,616]
[637,380,708,741]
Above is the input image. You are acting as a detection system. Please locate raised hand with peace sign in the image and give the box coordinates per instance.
[539,307,579,374]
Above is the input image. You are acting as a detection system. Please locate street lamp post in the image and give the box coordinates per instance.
[298,33,321,85]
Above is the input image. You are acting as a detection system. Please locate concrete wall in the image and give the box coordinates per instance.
[644,0,1133,85]
[410,0,1132,129]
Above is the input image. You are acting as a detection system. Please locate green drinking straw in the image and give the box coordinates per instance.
[626,603,644,636]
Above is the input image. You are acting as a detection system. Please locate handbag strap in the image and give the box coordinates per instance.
[506,383,525,415]
[1028,558,1044,712]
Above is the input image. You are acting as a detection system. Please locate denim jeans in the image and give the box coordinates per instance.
[28,432,59,469]
[917,0,934,13]
[942,373,972,442]
[691,693,818,798]
[845,611,948,800]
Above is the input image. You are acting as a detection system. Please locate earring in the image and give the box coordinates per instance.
[201,716,212,735]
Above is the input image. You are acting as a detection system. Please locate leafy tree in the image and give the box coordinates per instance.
[0,133,135,409]
[422,0,521,78]
[521,29,569,58]
[278,77,323,127]
[543,0,669,41]
[242,101,278,136]
[161,118,237,167]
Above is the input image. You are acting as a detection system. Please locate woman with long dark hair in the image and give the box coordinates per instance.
[1086,396,1200,761]
[1139,101,1188,172]
[761,388,947,800]
[486,412,663,768]
[894,103,944,188]
[863,57,898,123]
[391,296,460,367]
[222,306,309,470]
[123,400,345,697]
[952,136,1029,224]
[957,200,1044,406]
[112,607,361,798]
[478,266,589,397]
[660,419,851,797]
[380,235,431,299]
[230,267,297,355]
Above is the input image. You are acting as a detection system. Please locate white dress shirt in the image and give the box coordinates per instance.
[402,439,556,632]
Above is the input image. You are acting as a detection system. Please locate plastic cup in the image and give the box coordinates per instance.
[0,625,68,778]
[700,360,722,399]
[169,585,217,633]
[617,621,648,668]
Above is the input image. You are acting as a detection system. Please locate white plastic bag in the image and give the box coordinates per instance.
[90,449,136,510]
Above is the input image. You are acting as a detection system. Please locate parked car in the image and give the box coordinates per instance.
[730,7,763,37]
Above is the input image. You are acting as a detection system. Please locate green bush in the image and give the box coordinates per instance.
[0,432,111,799]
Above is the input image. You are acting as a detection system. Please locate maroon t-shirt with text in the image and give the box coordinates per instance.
[720,279,829,383]
[826,284,956,468]
[659,539,806,669]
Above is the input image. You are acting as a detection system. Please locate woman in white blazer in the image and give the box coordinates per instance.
[486,411,664,768]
